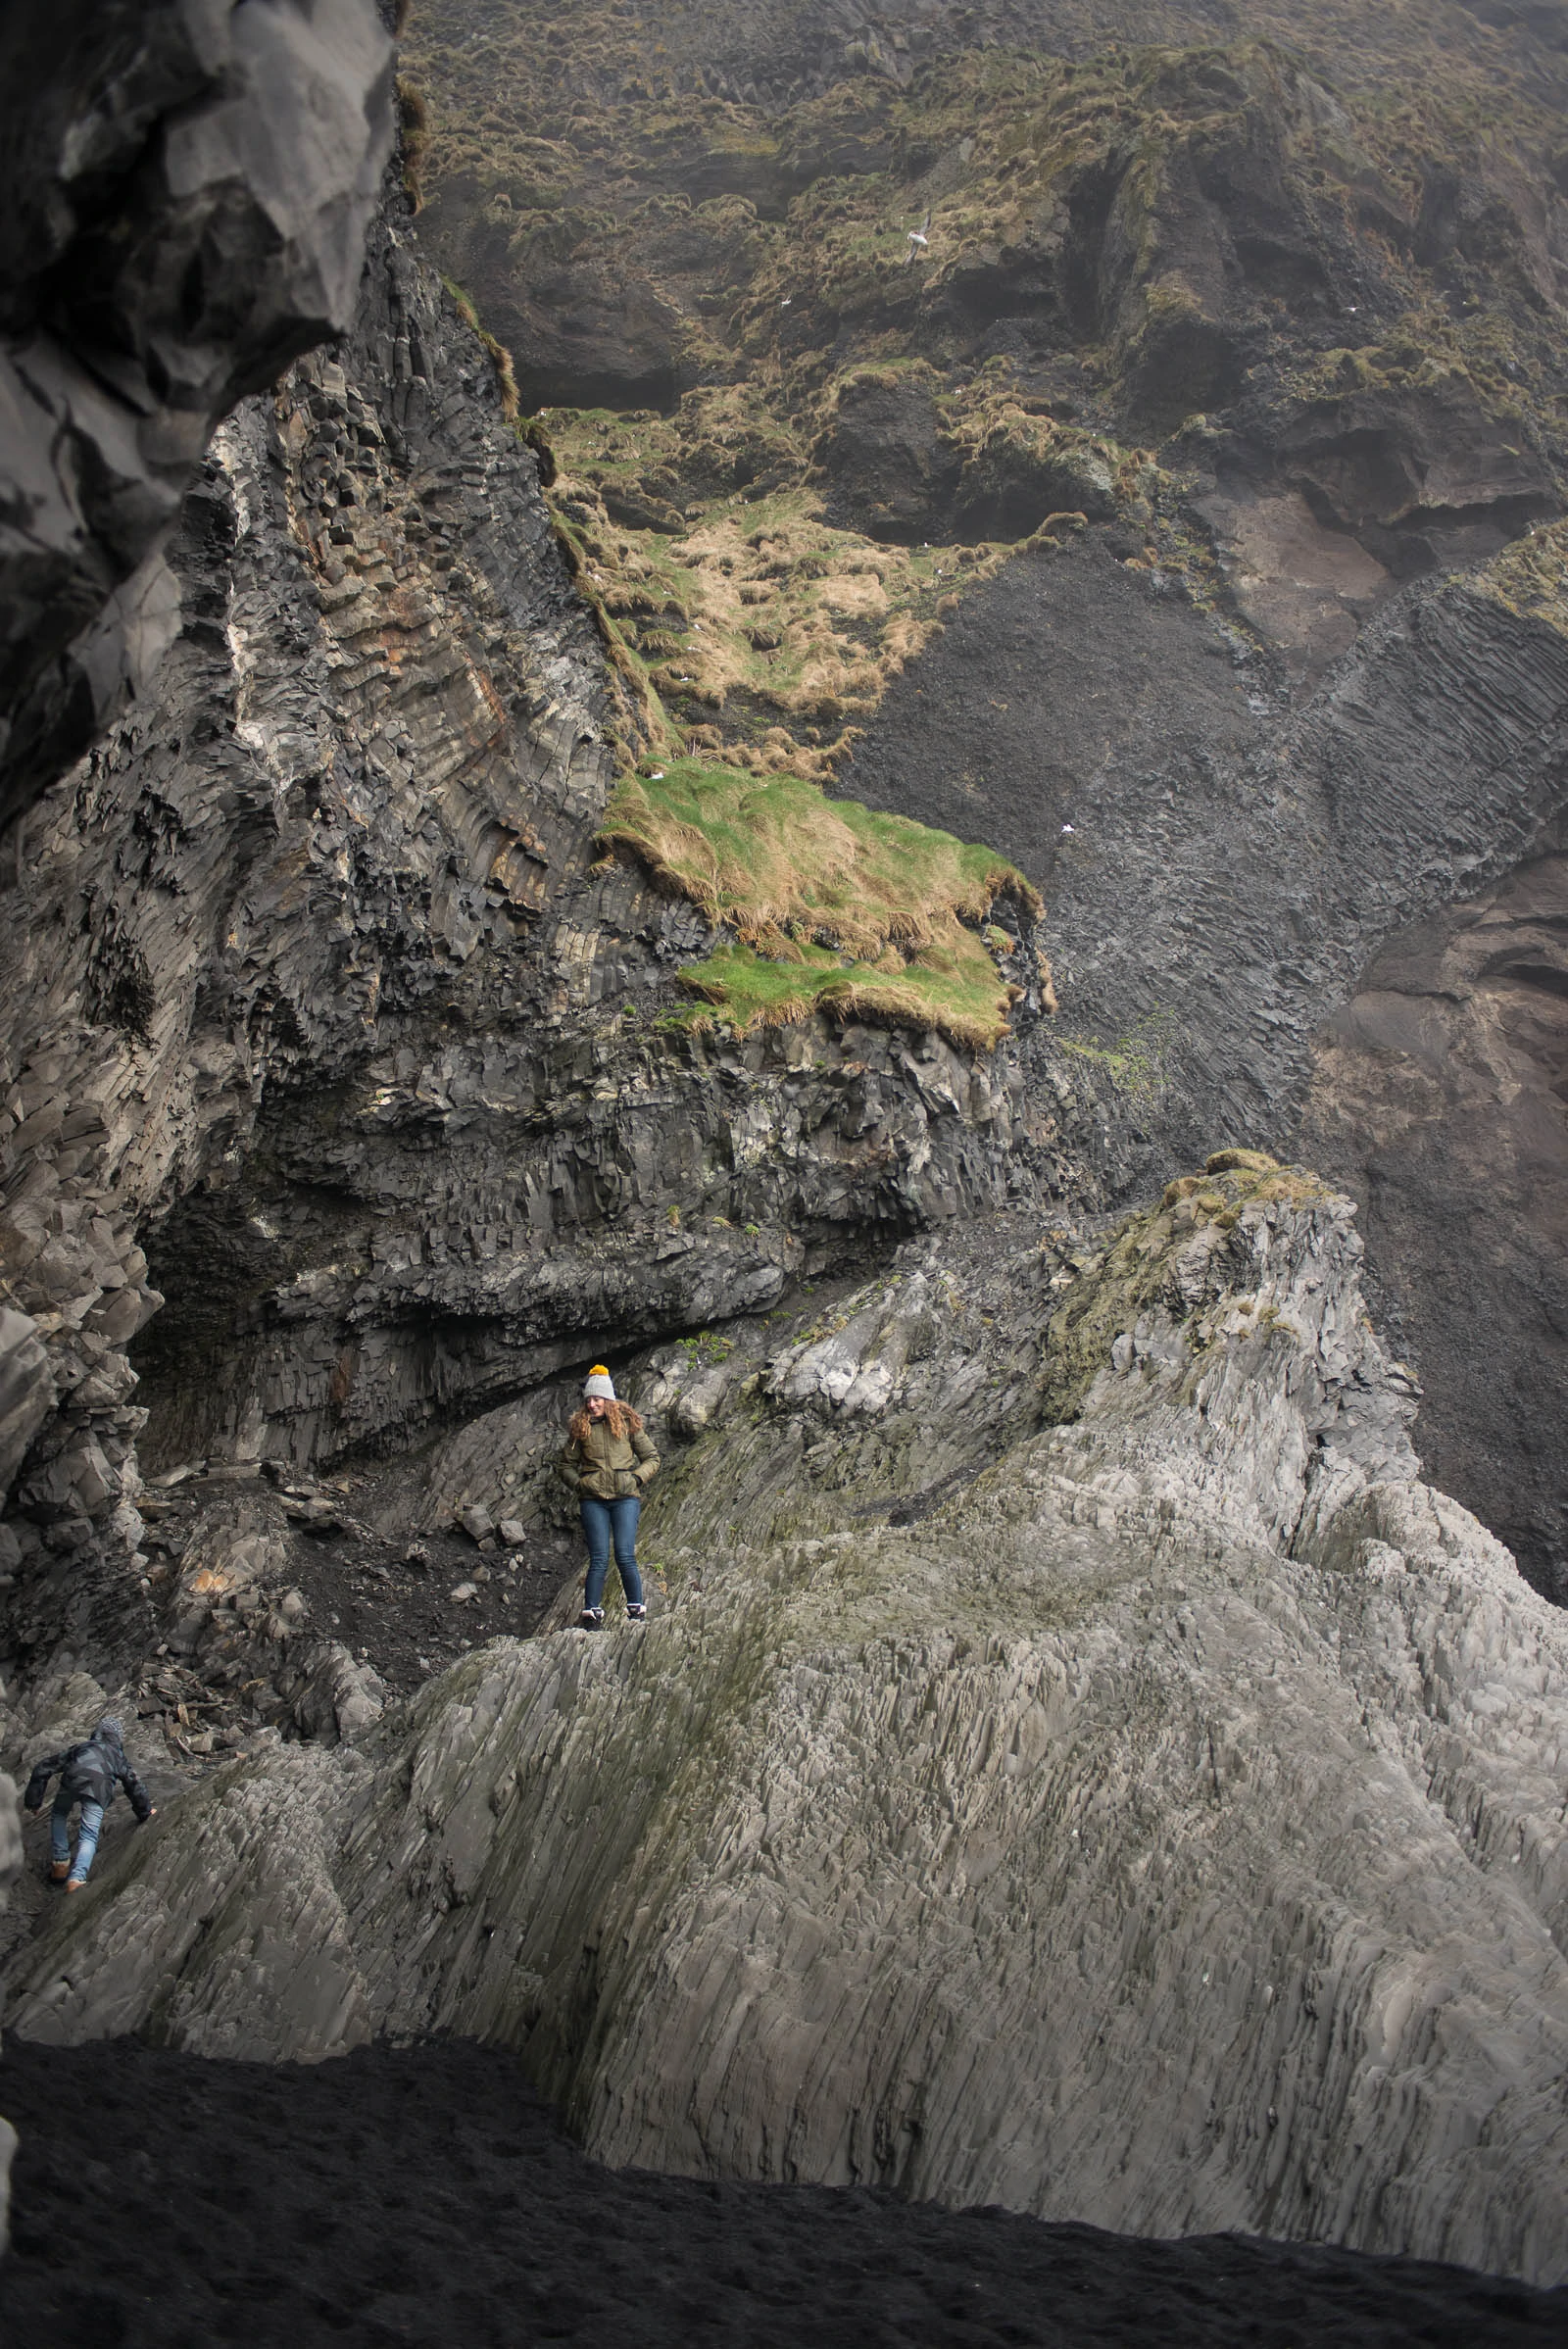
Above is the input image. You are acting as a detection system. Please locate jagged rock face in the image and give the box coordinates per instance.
[0,1764,16,2251]
[837,540,1568,1592]
[0,0,392,2253]
[0,188,1067,1686]
[0,0,395,833]
[3,0,1567,2295]
[401,0,1568,1602]
[11,1174,1566,2284]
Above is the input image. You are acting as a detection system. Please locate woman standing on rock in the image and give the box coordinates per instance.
[558,1366,659,1630]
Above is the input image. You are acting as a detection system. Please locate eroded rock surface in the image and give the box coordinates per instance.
[402,2,1568,1594]
[0,176,1075,1691]
[0,1766,16,2253]
[4,0,1568,2303]
[1299,854,1568,1601]
[0,0,394,832]
[839,525,1568,1596]
[12,1170,1566,2283]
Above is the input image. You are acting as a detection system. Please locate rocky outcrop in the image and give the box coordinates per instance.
[0,0,394,2261]
[838,532,1568,1598]
[12,1164,1566,2283]
[0,1767,16,2255]
[401,4,1568,1602]
[5,0,1568,2303]
[0,0,394,834]
[0,165,1072,1692]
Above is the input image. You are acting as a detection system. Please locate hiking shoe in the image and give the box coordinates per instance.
[577,1606,605,1631]
[626,1603,647,1621]
[49,1860,70,1884]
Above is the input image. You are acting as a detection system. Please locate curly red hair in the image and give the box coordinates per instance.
[568,1398,644,1443]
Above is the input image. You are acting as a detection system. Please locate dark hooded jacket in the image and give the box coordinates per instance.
[24,1717,153,1821]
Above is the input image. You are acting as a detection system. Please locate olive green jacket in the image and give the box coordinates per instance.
[557,1417,660,1502]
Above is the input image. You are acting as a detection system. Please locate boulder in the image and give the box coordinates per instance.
[275,1639,386,1745]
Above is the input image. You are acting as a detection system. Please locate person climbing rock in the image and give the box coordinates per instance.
[23,1714,156,1890]
[557,1366,660,1630]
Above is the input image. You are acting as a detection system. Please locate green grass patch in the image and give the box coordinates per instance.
[601,758,1038,1050]
[601,756,1033,946]
[665,938,1016,1051]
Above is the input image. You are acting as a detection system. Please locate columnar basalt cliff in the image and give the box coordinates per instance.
[401,0,1568,1598]
[0,0,397,2254]
[3,0,1568,2315]
[0,193,1070,1692]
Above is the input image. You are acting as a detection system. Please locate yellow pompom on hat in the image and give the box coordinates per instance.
[582,1364,616,1400]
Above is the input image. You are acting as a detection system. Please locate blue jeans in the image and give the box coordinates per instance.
[580,1495,643,1611]
[51,1793,105,1884]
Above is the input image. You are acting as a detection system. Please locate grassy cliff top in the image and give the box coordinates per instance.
[400,0,1568,1046]
[600,758,1039,1048]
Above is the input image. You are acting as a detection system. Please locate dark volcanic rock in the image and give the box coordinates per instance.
[0,0,394,835]
[3,0,1568,2308]
[10,1178,1567,2279]
[815,373,964,543]
[838,532,1265,892]
[1299,856,1568,1602]
[839,539,1568,1598]
[0,189,1068,1689]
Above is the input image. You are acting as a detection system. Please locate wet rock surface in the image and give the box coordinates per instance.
[4,2034,1563,2349]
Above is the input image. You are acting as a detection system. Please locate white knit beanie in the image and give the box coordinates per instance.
[582,1365,616,1400]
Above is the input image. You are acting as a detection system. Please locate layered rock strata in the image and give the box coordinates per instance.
[12,1165,1566,2285]
[4,0,1568,2297]
[839,536,1568,1592]
[405,0,1568,1598]
[1298,853,1568,1604]
[0,0,397,2258]
[0,184,1067,1692]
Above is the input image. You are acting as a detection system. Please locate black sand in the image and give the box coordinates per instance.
[0,2036,1562,2348]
